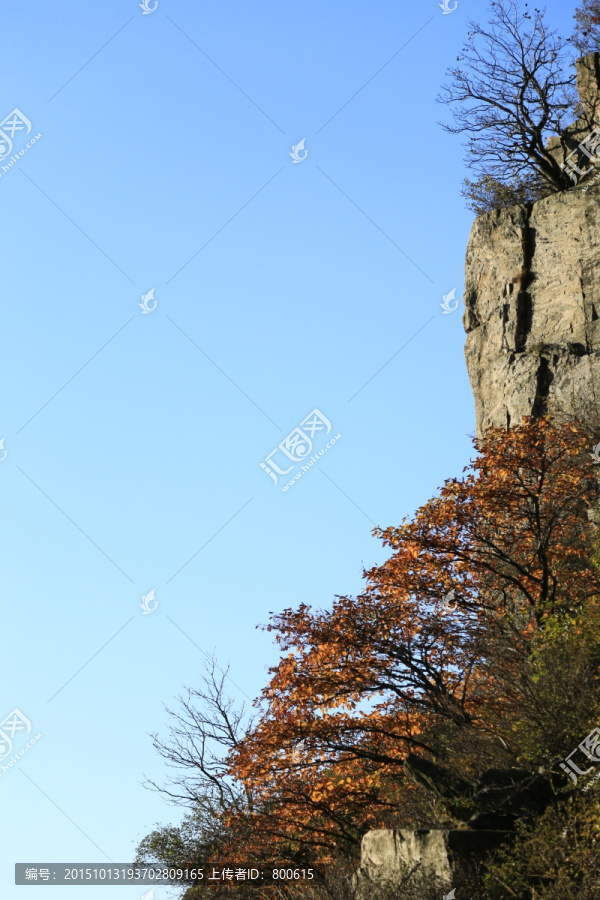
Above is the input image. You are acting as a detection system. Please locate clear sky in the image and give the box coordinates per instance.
[1,0,577,897]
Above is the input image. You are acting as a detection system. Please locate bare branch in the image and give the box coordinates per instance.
[438,0,579,211]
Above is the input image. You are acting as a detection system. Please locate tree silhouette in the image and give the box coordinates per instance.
[438,0,578,212]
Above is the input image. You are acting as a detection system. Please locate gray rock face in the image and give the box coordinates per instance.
[463,181,600,436]
[463,51,600,437]
[360,828,453,885]
[357,828,511,888]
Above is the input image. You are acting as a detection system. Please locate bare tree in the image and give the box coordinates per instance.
[438,0,578,212]
[139,655,257,859]
[573,0,600,54]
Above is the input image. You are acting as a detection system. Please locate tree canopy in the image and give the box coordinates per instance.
[138,417,600,898]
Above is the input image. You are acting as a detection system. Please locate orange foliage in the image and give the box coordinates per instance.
[226,418,600,864]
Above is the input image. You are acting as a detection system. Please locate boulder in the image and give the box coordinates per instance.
[357,827,512,888]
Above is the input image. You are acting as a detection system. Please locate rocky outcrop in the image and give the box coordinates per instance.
[356,827,511,890]
[353,761,559,892]
[463,180,600,436]
[464,51,600,437]
[359,829,453,886]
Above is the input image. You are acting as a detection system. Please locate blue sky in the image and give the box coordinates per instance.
[1,0,576,897]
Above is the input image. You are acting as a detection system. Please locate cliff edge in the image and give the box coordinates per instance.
[463,180,600,437]
[464,52,600,437]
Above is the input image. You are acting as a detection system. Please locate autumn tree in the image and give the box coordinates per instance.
[229,418,600,863]
[438,0,579,213]
[139,417,600,894]
[135,657,331,896]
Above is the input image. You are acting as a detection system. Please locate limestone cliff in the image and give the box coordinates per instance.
[464,52,600,437]
[463,181,600,436]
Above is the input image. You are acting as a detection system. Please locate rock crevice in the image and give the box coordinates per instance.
[463,183,600,435]
[463,52,600,436]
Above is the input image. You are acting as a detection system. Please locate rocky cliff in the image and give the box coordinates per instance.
[355,827,510,894]
[463,181,600,436]
[464,54,600,438]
